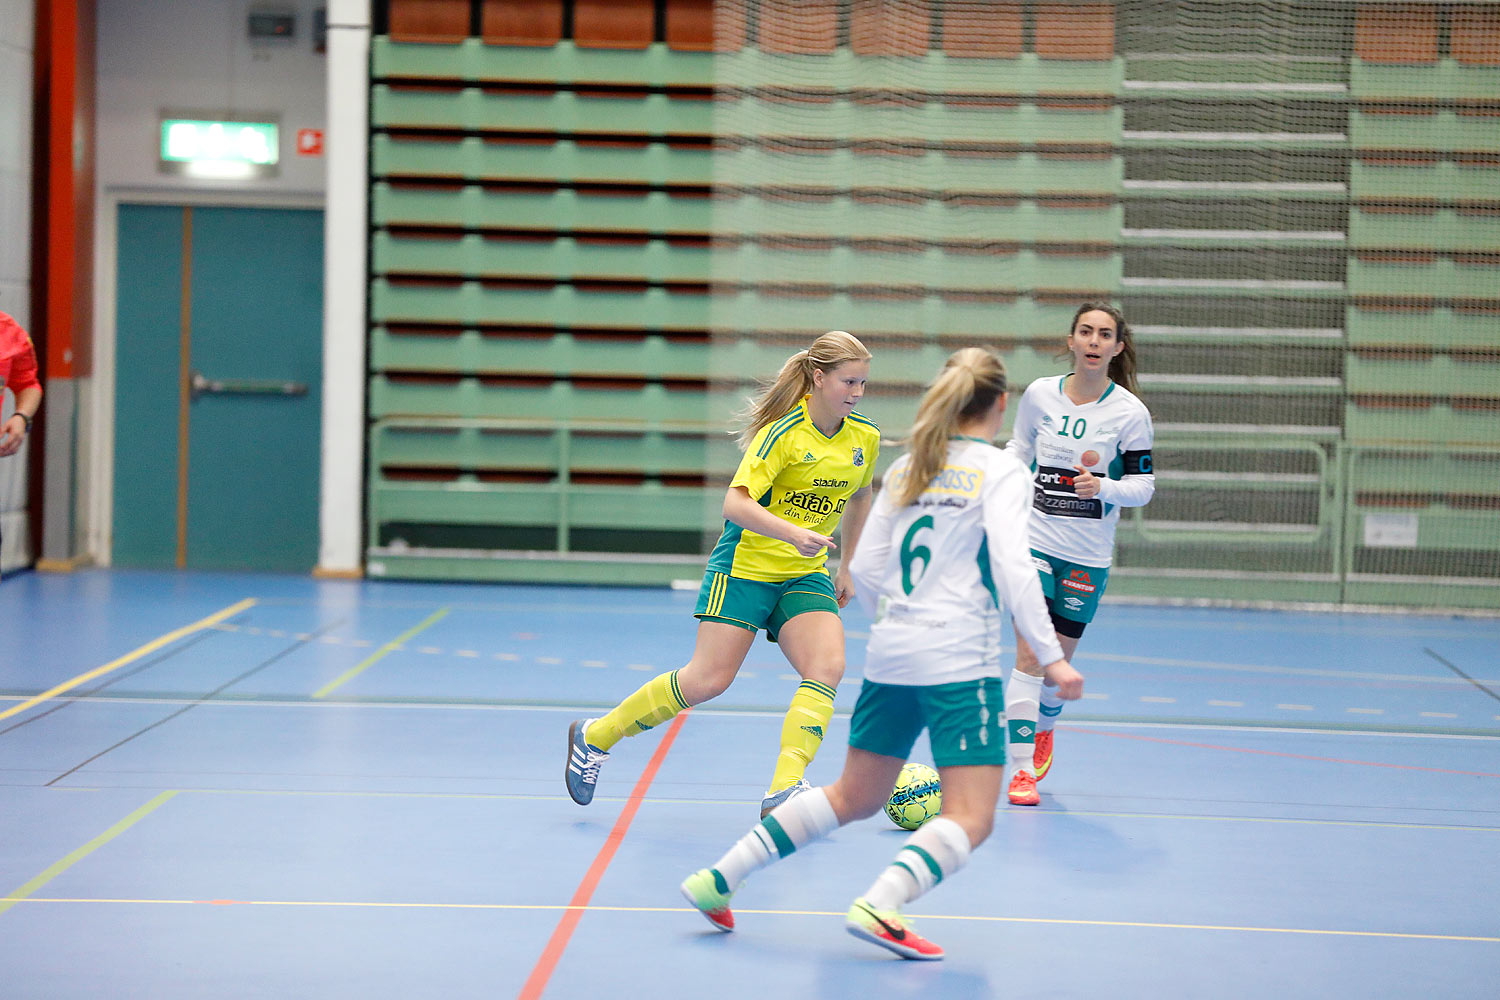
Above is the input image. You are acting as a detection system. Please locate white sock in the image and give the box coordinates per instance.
[861,816,972,911]
[1039,685,1065,732]
[711,787,840,887]
[1005,669,1042,771]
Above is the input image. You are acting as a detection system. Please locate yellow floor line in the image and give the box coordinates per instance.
[0,600,256,721]
[312,608,450,699]
[0,791,179,916]
[8,897,1497,943]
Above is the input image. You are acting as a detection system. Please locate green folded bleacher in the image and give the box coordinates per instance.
[1340,5,1500,605]
[365,1,1499,607]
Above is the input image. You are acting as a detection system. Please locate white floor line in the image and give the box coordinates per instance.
[6,695,1498,741]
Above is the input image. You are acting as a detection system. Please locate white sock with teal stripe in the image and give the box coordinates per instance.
[1005,669,1042,771]
[708,787,840,888]
[1039,685,1065,732]
[862,817,971,911]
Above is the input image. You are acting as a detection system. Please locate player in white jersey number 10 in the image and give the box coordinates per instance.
[1003,303,1156,805]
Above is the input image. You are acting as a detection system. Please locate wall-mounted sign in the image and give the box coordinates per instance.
[160,118,279,177]
[1364,512,1419,549]
[296,128,323,156]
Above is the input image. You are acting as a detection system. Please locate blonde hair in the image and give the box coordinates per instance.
[1068,302,1139,397]
[736,330,872,449]
[891,347,1008,508]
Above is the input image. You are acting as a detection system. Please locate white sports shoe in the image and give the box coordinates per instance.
[758,777,811,819]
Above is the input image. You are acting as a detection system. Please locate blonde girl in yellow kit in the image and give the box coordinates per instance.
[566,331,879,817]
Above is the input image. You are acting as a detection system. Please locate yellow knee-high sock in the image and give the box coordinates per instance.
[767,679,837,793]
[586,670,690,751]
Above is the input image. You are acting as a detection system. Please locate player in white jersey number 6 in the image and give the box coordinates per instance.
[1003,303,1155,805]
[680,347,1082,960]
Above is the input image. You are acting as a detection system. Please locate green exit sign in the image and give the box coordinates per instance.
[160,119,279,175]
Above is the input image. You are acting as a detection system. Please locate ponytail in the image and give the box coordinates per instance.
[736,331,872,449]
[891,347,1007,508]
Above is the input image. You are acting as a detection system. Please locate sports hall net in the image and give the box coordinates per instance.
[706,0,1500,610]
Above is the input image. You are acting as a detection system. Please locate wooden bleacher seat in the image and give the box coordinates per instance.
[574,0,654,50]
[1034,2,1114,61]
[941,2,1022,58]
[851,0,932,57]
[665,0,720,52]
[1354,3,1439,64]
[757,0,838,54]
[481,0,563,46]
[1452,8,1500,66]
[390,0,470,44]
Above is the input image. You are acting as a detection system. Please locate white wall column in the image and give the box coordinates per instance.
[316,0,371,575]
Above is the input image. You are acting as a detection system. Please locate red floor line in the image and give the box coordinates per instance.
[518,710,692,1000]
[1070,727,1500,778]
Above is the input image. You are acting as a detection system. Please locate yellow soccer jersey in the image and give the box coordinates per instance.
[708,397,881,582]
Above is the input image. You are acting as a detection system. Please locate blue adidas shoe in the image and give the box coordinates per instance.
[565,718,609,805]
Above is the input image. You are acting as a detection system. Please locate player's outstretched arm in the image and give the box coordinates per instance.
[722,486,835,557]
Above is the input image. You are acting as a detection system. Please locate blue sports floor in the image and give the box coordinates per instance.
[2,570,1498,998]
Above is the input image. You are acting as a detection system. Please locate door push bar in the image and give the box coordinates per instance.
[190,370,309,400]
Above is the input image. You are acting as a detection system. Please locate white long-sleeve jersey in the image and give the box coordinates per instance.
[848,438,1065,686]
[1004,375,1155,567]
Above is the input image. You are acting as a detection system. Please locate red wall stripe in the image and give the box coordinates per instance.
[39,0,96,381]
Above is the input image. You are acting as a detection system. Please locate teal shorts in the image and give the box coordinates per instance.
[1033,549,1109,624]
[693,569,839,642]
[847,677,1007,768]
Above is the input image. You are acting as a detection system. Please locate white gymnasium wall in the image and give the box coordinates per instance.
[0,0,35,572]
[95,0,329,197]
[89,0,369,569]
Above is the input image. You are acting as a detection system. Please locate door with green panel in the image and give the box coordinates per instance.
[114,204,324,571]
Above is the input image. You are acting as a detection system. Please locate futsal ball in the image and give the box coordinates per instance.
[885,762,942,830]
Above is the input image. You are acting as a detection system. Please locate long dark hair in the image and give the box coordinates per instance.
[1068,302,1138,397]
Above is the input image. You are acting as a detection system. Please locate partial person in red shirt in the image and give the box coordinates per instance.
[1,310,43,573]
[0,311,42,457]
